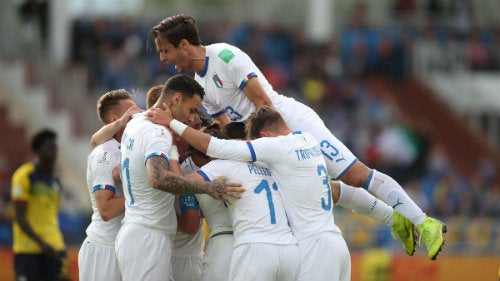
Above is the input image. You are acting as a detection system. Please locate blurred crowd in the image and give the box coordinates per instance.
[1,0,499,252]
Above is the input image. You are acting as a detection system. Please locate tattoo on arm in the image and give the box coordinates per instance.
[146,156,225,197]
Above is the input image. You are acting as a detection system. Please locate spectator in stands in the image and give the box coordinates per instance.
[392,0,416,22]
[465,29,493,71]
[426,0,445,25]
[450,0,474,41]
[10,129,70,281]
[18,0,50,50]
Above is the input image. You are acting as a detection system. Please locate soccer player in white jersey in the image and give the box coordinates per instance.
[185,127,300,281]
[180,117,234,281]
[148,14,447,260]
[115,74,243,281]
[156,106,349,281]
[181,152,234,281]
[145,84,206,281]
[91,84,211,281]
[78,89,140,281]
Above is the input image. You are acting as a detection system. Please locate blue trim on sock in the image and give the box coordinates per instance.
[363,170,374,190]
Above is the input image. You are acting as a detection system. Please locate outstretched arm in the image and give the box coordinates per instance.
[91,121,123,147]
[146,156,243,203]
[145,106,256,162]
[146,107,212,153]
[90,105,143,147]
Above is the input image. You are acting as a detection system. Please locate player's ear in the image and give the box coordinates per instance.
[180,39,189,50]
[109,114,118,123]
[259,131,270,138]
[172,92,182,106]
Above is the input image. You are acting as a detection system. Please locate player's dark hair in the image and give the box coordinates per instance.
[97,89,133,124]
[158,74,205,105]
[198,110,213,128]
[224,122,247,140]
[204,122,221,132]
[31,128,57,152]
[147,14,201,50]
[203,127,229,140]
[246,106,286,140]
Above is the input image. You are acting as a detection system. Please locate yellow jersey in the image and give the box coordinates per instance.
[10,162,66,254]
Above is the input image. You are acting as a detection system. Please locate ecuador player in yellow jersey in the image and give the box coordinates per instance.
[11,129,70,281]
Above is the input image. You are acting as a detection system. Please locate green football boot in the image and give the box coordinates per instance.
[417,217,447,260]
[391,211,416,256]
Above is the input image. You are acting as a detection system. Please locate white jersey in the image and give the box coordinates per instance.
[120,113,176,233]
[195,43,357,178]
[180,156,199,175]
[198,160,296,247]
[195,193,232,236]
[183,159,233,281]
[207,131,342,240]
[85,138,123,245]
[196,43,281,122]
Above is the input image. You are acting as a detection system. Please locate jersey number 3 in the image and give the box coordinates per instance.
[318,164,332,211]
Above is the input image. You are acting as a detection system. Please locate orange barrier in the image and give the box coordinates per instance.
[0,248,14,281]
[0,247,498,281]
[352,251,500,281]
[0,247,79,281]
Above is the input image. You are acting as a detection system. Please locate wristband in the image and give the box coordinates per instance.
[170,119,188,136]
[169,145,179,162]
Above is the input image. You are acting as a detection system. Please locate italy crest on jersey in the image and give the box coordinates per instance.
[213,74,223,88]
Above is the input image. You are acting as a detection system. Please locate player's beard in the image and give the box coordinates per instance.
[171,105,186,124]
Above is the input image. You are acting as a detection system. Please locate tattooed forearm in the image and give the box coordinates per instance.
[146,156,225,197]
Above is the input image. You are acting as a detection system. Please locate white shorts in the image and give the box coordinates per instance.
[278,99,357,178]
[78,237,121,281]
[200,234,234,281]
[229,243,299,281]
[115,223,174,281]
[297,232,351,281]
[171,253,203,281]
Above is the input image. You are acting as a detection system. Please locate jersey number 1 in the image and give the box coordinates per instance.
[254,180,278,224]
[122,158,135,205]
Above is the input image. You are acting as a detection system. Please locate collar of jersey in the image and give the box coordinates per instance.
[132,112,146,119]
[292,131,302,135]
[197,56,210,77]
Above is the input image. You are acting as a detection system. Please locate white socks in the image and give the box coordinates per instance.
[336,182,393,226]
[367,170,426,226]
